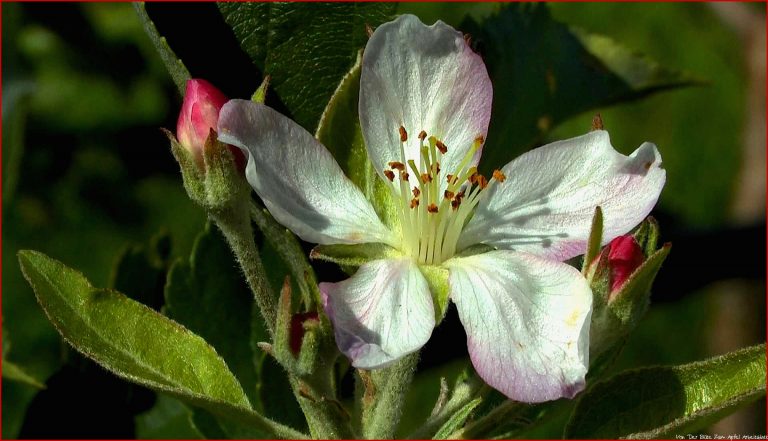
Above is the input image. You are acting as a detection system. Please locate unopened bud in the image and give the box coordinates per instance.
[176,79,244,170]
[289,311,319,355]
[605,235,645,299]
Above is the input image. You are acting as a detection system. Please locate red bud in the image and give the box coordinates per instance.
[606,235,645,296]
[176,79,244,170]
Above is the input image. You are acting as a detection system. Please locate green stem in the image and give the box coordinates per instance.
[133,2,191,96]
[447,400,525,439]
[249,202,320,308]
[360,353,420,439]
[211,204,276,337]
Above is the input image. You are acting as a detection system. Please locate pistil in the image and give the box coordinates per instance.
[386,127,505,265]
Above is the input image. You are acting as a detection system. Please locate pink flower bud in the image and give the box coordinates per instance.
[176,79,245,170]
[606,235,645,296]
[289,311,319,355]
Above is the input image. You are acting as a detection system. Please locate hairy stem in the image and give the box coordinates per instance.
[211,203,276,337]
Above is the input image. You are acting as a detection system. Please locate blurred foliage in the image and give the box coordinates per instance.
[2,2,764,439]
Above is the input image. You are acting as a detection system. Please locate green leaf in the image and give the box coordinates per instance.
[460,4,697,173]
[135,394,202,439]
[17,250,308,440]
[164,223,259,406]
[133,2,190,95]
[218,2,396,131]
[433,397,483,439]
[565,344,767,438]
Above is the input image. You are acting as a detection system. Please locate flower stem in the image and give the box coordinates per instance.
[211,201,276,337]
[360,352,420,438]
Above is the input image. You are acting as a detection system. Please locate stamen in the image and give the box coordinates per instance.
[477,175,488,189]
[400,171,410,181]
[383,170,395,181]
[436,140,448,154]
[446,174,454,184]
[410,198,420,208]
[399,125,408,142]
[418,130,427,141]
[421,173,432,183]
[389,161,405,171]
[427,204,438,213]
[492,169,506,182]
[444,190,455,200]
[412,187,421,197]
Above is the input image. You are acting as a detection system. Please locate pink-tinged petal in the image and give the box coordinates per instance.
[360,14,492,192]
[320,258,434,369]
[218,100,395,246]
[177,79,229,163]
[458,130,665,260]
[445,251,592,403]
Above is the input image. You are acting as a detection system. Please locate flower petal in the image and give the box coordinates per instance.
[458,130,666,260]
[320,258,434,369]
[445,251,591,403]
[360,14,492,191]
[218,99,395,246]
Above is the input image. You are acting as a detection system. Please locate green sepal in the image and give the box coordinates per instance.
[582,206,603,273]
[251,75,270,104]
[565,344,767,439]
[165,128,249,215]
[590,242,671,359]
[632,215,660,258]
[420,264,451,324]
[310,242,400,268]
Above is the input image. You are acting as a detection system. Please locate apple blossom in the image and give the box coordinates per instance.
[217,14,665,403]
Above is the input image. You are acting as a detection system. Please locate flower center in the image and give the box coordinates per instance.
[384,126,505,265]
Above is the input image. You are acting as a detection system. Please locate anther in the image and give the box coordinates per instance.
[446,174,456,184]
[431,163,441,175]
[400,171,410,181]
[477,175,489,189]
[456,190,466,201]
[451,199,460,210]
[436,140,448,154]
[383,170,395,181]
[389,161,405,171]
[444,190,455,200]
[474,135,484,144]
[492,169,506,182]
[427,203,439,213]
[399,126,408,142]
[418,130,427,141]
[421,173,433,183]
[410,198,420,208]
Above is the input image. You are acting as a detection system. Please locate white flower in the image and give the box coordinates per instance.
[217,14,665,403]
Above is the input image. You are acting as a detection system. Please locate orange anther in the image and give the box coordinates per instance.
[388,161,405,171]
[399,126,408,142]
[444,190,455,200]
[492,169,506,182]
[418,130,427,141]
[436,140,448,154]
[427,203,439,213]
[410,198,420,209]
[412,187,421,197]
[383,170,395,181]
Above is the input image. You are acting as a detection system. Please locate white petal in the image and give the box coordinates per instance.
[218,100,394,246]
[459,130,666,260]
[445,251,591,403]
[360,14,492,192]
[320,258,434,369]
